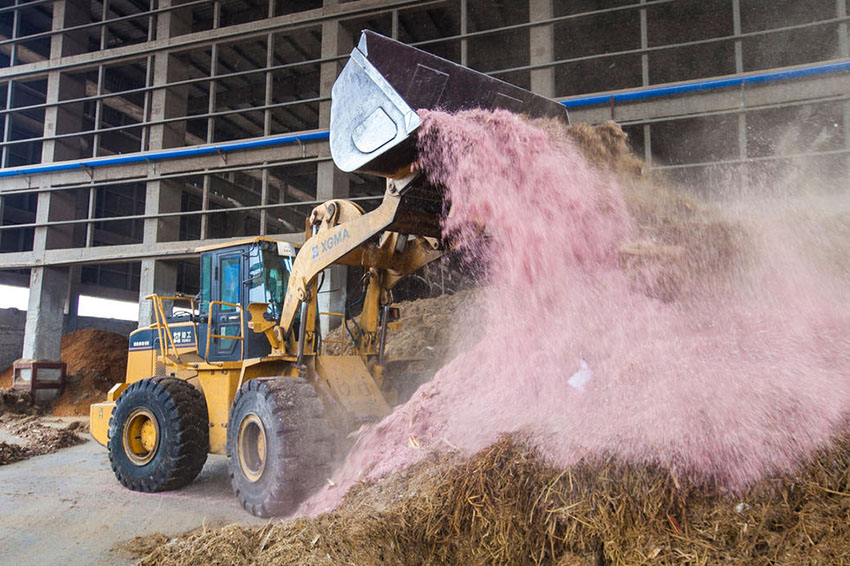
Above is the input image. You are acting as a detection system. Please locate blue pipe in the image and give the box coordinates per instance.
[0,130,330,178]
[560,60,850,109]
[1,60,849,178]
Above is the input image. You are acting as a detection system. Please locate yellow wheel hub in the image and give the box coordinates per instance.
[123,408,160,466]
[238,414,267,482]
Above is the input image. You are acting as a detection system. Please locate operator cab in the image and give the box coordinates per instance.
[196,237,297,362]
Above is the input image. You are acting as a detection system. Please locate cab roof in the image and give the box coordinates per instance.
[194,235,302,253]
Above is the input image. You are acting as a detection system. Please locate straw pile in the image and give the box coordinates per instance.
[324,290,477,360]
[561,120,646,177]
[126,432,850,565]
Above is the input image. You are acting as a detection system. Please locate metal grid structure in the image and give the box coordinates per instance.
[0,0,849,361]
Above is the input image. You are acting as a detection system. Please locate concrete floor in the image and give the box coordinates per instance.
[0,437,263,566]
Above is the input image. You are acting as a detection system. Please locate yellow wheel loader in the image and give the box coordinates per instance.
[90,31,568,517]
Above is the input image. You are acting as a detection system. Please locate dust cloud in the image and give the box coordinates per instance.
[302,108,850,515]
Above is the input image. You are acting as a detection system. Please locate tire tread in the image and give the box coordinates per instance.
[108,377,209,492]
[227,377,335,517]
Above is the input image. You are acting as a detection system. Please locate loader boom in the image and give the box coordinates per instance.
[278,173,421,337]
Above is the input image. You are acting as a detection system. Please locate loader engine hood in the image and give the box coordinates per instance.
[330,30,569,177]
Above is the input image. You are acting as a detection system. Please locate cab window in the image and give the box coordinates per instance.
[199,254,211,313]
[219,255,241,310]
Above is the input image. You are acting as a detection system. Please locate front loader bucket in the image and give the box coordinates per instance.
[330,30,569,177]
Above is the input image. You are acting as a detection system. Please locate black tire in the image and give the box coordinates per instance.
[108,377,209,492]
[227,377,334,517]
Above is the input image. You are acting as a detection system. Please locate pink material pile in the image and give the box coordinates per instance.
[303,109,850,515]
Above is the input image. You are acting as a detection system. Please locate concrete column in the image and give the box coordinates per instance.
[138,258,178,326]
[316,165,350,333]
[23,267,69,359]
[529,0,555,97]
[318,1,352,129]
[640,0,652,167]
[317,3,352,332]
[838,0,850,181]
[1,1,21,168]
[732,0,744,74]
[65,265,81,333]
[640,0,649,86]
[460,0,468,66]
[23,186,70,359]
[137,0,191,326]
[22,0,89,361]
[261,30,274,235]
[732,0,748,190]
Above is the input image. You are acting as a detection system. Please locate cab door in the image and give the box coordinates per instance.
[208,251,244,361]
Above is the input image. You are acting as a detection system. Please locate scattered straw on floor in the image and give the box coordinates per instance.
[0,388,39,416]
[115,532,176,560]
[0,442,31,466]
[123,432,850,566]
[0,415,86,465]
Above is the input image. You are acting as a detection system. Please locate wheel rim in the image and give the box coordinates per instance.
[123,408,160,466]
[238,414,267,482]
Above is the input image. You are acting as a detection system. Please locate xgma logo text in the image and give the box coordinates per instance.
[312,228,351,259]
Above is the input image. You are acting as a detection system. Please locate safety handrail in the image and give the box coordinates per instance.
[147,295,168,361]
[205,301,245,361]
[146,294,198,362]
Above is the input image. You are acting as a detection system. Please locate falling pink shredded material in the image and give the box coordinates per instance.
[301,109,850,515]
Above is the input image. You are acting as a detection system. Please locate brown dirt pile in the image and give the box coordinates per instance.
[554,119,746,302]
[325,289,478,364]
[0,329,128,416]
[619,177,745,302]
[51,329,128,416]
[564,120,646,177]
[324,290,480,403]
[0,365,12,388]
[125,433,850,566]
[0,415,86,465]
